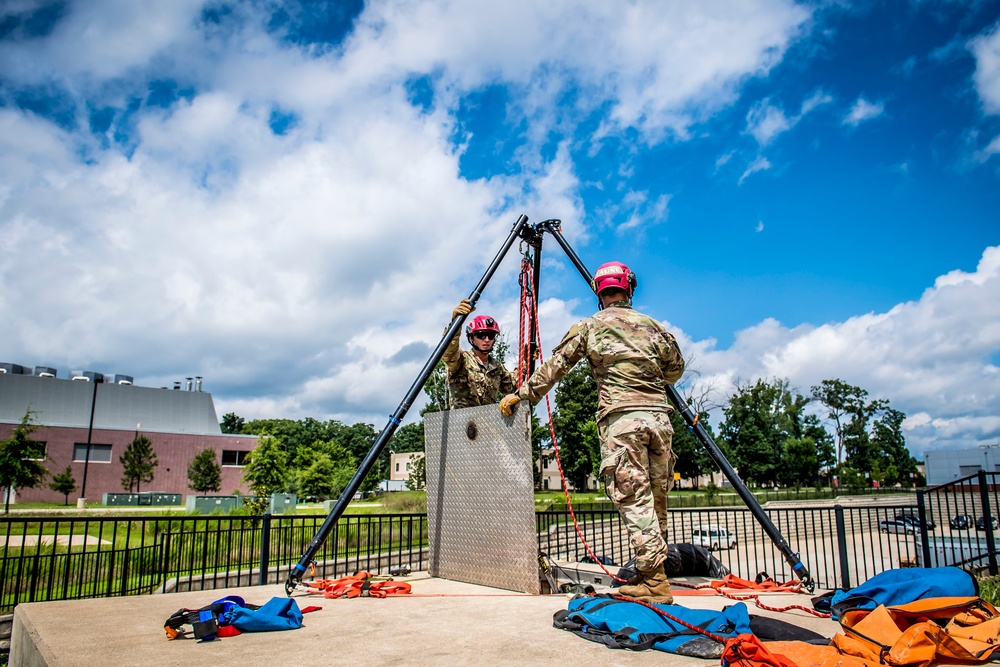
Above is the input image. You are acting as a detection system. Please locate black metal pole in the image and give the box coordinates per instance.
[522,224,545,375]
[540,222,813,589]
[78,375,103,505]
[285,214,530,594]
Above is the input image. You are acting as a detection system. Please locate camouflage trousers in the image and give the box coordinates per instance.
[598,410,675,574]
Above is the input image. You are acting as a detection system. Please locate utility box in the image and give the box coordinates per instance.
[103,492,182,506]
[269,493,297,514]
[917,535,992,568]
[185,495,241,514]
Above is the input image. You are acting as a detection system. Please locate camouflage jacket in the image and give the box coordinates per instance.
[517,303,684,421]
[443,329,517,409]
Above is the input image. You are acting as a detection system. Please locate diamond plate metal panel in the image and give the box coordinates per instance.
[424,405,540,594]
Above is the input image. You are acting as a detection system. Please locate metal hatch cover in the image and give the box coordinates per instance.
[424,405,539,594]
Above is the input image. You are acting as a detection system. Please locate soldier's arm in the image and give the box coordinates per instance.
[517,323,587,404]
[660,331,685,385]
[442,326,463,373]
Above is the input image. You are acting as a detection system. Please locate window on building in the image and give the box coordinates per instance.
[542,456,549,470]
[543,479,549,490]
[395,463,400,472]
[221,450,249,466]
[405,462,410,471]
[73,443,112,463]
[26,442,47,461]
[960,465,983,477]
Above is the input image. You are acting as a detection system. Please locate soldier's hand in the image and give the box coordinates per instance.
[452,299,474,319]
[499,394,521,416]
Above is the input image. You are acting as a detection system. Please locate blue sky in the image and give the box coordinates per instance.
[0,0,997,456]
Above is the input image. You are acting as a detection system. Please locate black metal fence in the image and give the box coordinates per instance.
[2,481,997,613]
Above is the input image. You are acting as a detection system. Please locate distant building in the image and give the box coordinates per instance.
[0,366,257,503]
[924,444,1000,487]
[388,451,424,490]
[536,447,598,491]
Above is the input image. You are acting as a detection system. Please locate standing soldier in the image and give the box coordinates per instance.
[498,262,684,603]
[444,299,517,409]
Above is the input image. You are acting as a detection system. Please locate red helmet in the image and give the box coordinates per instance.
[592,261,636,297]
[466,315,500,340]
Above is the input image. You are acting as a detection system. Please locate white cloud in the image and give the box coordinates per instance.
[755,220,765,233]
[688,246,1000,455]
[975,135,1000,162]
[739,156,772,184]
[843,97,885,127]
[970,22,1000,115]
[746,99,793,146]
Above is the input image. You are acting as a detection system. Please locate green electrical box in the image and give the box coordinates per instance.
[185,495,241,514]
[269,493,297,514]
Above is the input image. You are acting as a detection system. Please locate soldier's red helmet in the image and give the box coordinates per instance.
[466,315,500,341]
[592,261,636,297]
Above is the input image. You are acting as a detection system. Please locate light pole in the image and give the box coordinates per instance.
[78,374,105,508]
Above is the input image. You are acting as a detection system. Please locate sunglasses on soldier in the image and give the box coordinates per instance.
[473,331,497,340]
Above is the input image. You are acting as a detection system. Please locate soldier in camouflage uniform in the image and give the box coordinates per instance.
[443,299,517,409]
[499,262,684,603]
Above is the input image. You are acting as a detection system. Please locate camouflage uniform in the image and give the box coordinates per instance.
[443,328,517,409]
[517,301,684,573]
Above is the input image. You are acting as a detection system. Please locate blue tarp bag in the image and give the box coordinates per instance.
[828,567,977,620]
[553,595,752,658]
[225,596,304,632]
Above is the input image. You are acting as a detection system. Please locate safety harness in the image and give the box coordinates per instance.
[165,595,255,640]
[302,571,412,599]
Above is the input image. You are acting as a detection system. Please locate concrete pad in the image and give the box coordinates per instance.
[11,573,840,667]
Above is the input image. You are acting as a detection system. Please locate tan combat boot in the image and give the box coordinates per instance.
[618,564,674,604]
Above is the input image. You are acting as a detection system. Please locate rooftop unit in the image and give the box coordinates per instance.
[34,366,57,377]
[70,370,104,383]
[0,363,27,375]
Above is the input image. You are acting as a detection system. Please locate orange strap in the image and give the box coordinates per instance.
[710,574,802,592]
[303,572,412,599]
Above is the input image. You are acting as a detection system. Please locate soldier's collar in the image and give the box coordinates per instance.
[604,300,632,309]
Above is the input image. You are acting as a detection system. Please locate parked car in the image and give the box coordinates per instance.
[691,525,737,550]
[895,512,936,531]
[976,516,999,531]
[950,515,973,530]
[878,518,918,535]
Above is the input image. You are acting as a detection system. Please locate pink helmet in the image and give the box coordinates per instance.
[466,315,500,340]
[592,261,636,297]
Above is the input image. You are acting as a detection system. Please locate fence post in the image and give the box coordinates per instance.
[978,471,998,576]
[259,513,272,586]
[835,504,851,590]
[916,490,932,568]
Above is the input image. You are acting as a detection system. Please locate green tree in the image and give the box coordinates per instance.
[297,454,355,499]
[872,407,918,484]
[389,422,425,453]
[221,412,245,434]
[719,379,791,486]
[669,405,722,488]
[421,361,450,415]
[187,448,222,493]
[406,454,427,491]
[551,362,600,491]
[780,437,819,489]
[242,433,288,514]
[811,379,869,468]
[119,434,158,492]
[48,466,77,505]
[0,408,49,514]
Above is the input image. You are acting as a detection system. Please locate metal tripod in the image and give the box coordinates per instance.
[284,214,813,594]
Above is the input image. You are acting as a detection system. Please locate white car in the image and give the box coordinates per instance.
[692,525,737,550]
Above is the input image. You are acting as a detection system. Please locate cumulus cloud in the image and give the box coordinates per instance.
[688,246,1000,454]
[745,91,831,146]
[0,0,822,426]
[843,97,885,127]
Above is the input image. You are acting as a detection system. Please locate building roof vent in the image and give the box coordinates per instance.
[70,370,104,382]
[114,374,134,386]
[34,366,57,378]
[0,363,27,374]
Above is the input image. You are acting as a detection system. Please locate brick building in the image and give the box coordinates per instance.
[0,365,257,504]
